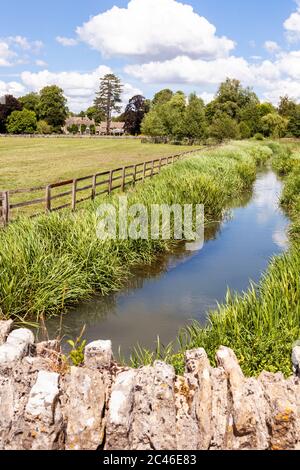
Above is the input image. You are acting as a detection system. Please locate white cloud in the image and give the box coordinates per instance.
[284,1,300,42]
[77,0,235,60]
[20,66,142,112]
[56,36,78,47]
[198,92,214,104]
[8,36,43,53]
[35,60,48,67]
[125,55,253,85]
[264,41,281,54]
[0,36,44,68]
[0,41,15,66]
[0,79,25,96]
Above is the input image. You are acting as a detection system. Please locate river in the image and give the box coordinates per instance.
[46,169,289,358]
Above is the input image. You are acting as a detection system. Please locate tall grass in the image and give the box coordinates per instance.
[0,142,267,323]
[129,142,300,377]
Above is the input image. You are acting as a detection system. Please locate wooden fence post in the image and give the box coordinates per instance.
[108,170,113,194]
[151,160,154,178]
[92,175,97,200]
[133,165,137,185]
[143,162,147,181]
[159,158,162,173]
[72,179,77,211]
[2,191,9,226]
[122,167,126,191]
[45,186,51,212]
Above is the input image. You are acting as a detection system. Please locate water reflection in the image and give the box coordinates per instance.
[45,170,289,358]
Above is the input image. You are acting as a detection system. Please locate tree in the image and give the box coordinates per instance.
[94,74,123,134]
[287,105,300,137]
[38,85,68,132]
[215,78,259,121]
[86,106,104,124]
[239,121,251,139]
[124,95,149,135]
[152,89,173,106]
[36,120,52,134]
[239,102,261,136]
[278,95,297,118]
[261,113,288,138]
[258,102,276,118]
[6,109,37,134]
[19,93,40,119]
[0,95,22,133]
[158,92,186,138]
[141,112,166,137]
[183,93,206,140]
[209,113,240,142]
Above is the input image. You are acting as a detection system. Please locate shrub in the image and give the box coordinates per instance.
[253,133,264,141]
[272,145,294,176]
[36,120,52,134]
[239,122,251,139]
[6,109,37,134]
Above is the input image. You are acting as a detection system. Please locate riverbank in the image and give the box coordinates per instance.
[130,142,300,377]
[0,142,271,323]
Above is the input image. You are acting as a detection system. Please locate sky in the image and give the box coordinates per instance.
[1,0,300,112]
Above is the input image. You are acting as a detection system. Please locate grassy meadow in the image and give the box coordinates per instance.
[0,137,197,191]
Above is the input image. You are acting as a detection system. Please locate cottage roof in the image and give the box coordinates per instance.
[65,116,95,126]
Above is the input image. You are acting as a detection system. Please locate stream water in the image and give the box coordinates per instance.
[46,169,289,357]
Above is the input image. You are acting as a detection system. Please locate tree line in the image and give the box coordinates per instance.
[1,74,300,141]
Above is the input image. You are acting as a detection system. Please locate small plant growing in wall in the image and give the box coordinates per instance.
[64,326,87,367]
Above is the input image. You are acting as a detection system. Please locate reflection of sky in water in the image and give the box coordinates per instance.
[46,170,290,357]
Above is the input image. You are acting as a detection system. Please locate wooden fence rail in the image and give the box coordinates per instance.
[0,149,201,227]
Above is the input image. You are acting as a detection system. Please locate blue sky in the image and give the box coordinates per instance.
[1,0,300,111]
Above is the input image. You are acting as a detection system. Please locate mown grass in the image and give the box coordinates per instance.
[0,142,267,324]
[0,137,201,219]
[0,137,198,191]
[129,142,300,377]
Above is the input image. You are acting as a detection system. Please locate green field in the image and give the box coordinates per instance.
[0,137,197,191]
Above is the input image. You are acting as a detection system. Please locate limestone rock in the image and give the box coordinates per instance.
[179,348,213,450]
[0,328,34,370]
[175,375,199,450]
[0,320,13,345]
[130,361,177,450]
[84,340,112,369]
[259,371,297,450]
[292,346,300,377]
[36,340,60,358]
[209,367,230,449]
[26,371,60,421]
[0,375,14,450]
[105,369,136,450]
[65,366,106,450]
[24,370,63,450]
[216,346,270,450]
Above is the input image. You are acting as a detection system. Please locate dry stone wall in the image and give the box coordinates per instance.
[1,320,300,451]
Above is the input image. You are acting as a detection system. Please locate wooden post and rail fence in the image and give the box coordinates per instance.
[0,148,201,227]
